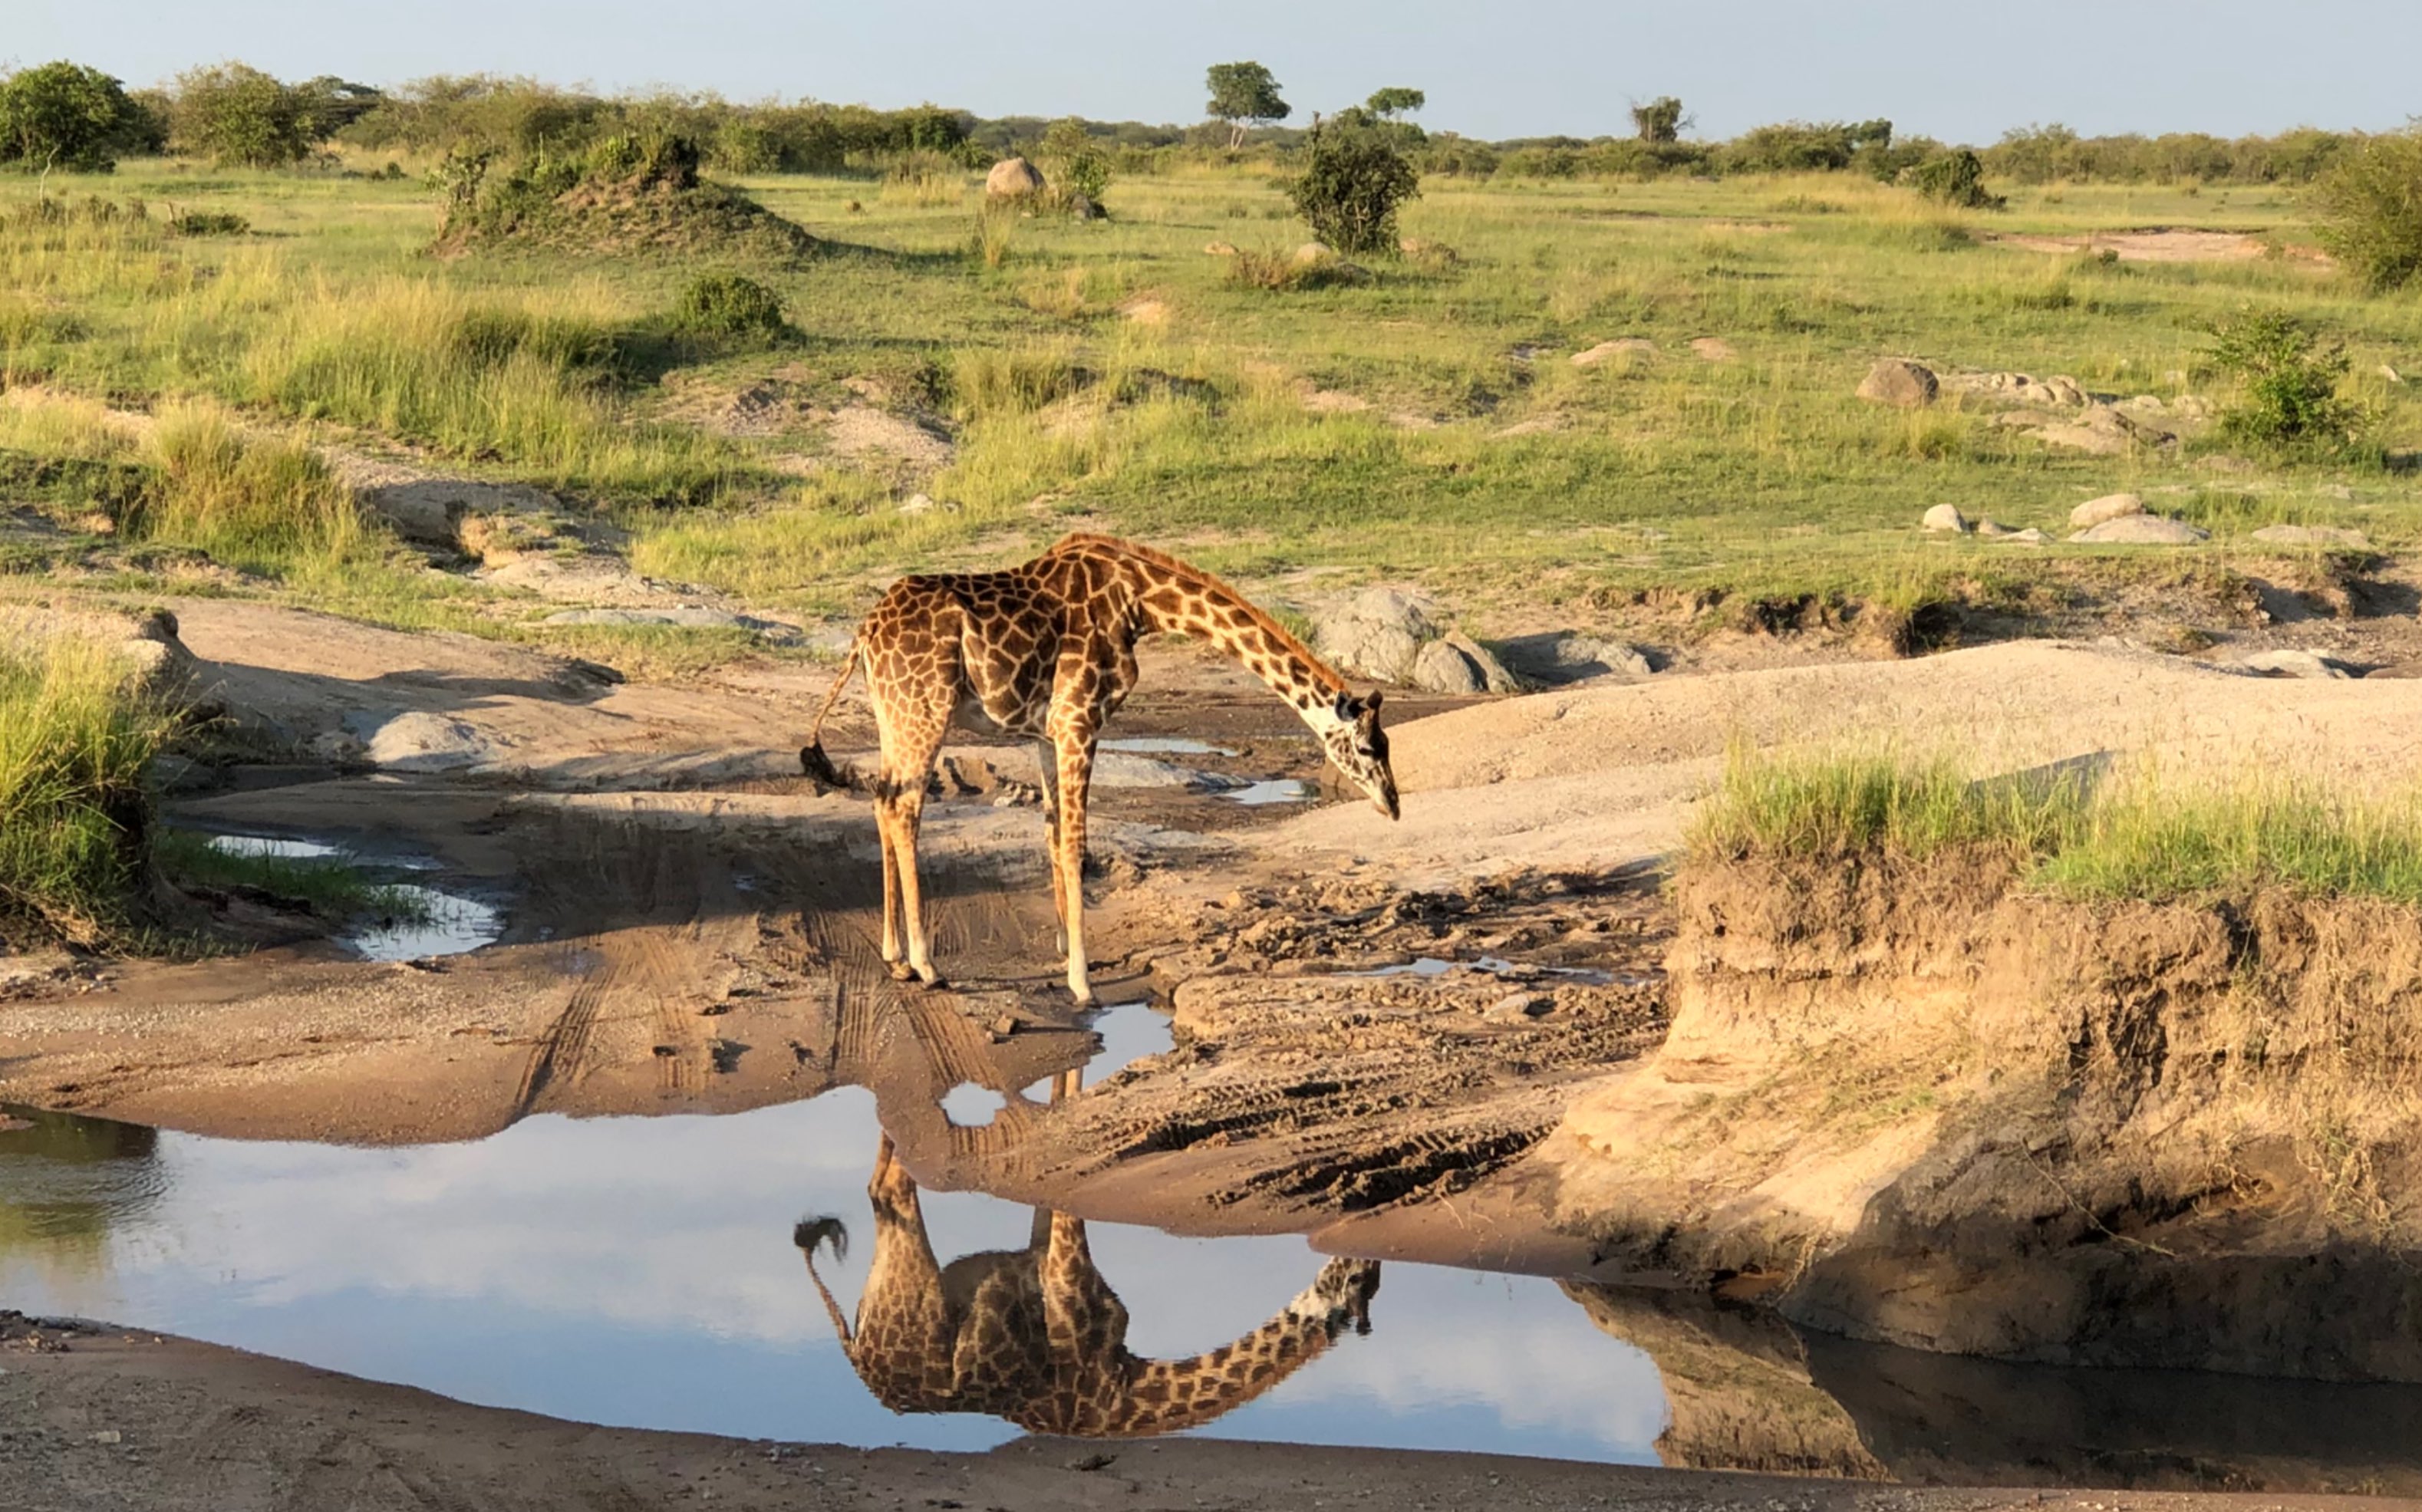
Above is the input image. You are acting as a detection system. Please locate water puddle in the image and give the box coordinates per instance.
[1350,956,1622,987]
[191,828,504,962]
[0,1096,1665,1463]
[1221,779,1316,806]
[1100,736,1239,757]
[341,885,505,963]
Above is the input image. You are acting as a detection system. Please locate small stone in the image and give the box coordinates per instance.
[1689,336,1736,362]
[1993,528,2048,544]
[898,492,935,515]
[1921,503,1970,533]
[1858,358,1939,408]
[91,1430,121,1445]
[1202,240,1238,256]
[1486,992,1553,1022]
[2068,516,2210,545]
[2069,492,2147,528]
[1972,518,2017,536]
[2250,523,2371,548]
[990,1015,1020,1036]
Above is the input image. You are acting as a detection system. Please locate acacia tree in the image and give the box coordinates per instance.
[1205,61,1289,150]
[0,61,148,173]
[1631,95,1687,144]
[1363,87,1425,120]
[171,64,315,167]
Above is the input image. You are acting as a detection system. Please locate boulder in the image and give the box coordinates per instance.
[1311,587,1444,685]
[351,711,502,773]
[2069,492,2147,528]
[0,602,205,710]
[2068,516,2210,545]
[2251,524,2372,548]
[1858,359,1939,409]
[1571,338,1656,367]
[1412,638,1488,694]
[984,156,1045,199]
[2236,649,2354,680]
[1921,504,1970,533]
[1492,632,1656,686]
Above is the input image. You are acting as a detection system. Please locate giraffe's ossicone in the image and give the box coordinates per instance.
[797,1135,1382,1437]
[800,533,1401,1003]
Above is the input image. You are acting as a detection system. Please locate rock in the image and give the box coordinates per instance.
[1442,632,1523,693]
[1202,240,1239,256]
[352,711,502,773]
[1292,241,1340,265]
[1486,991,1554,1023]
[1492,632,1656,686]
[2236,649,2354,680]
[1089,752,1244,792]
[1972,518,2019,536]
[539,607,802,642]
[2250,523,2371,548]
[1412,637,1488,694]
[984,156,1045,199]
[1689,337,1736,362]
[898,492,936,515]
[1858,359,1939,408]
[2365,660,2422,680]
[0,603,206,710]
[2069,492,2147,528]
[1063,193,1102,221]
[1921,504,1970,533]
[1571,338,1656,367]
[1992,529,2048,544]
[2067,516,2210,545]
[1944,371,2088,408]
[1311,587,1445,685]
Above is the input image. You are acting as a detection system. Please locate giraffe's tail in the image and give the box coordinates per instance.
[793,1214,853,1346]
[799,641,861,792]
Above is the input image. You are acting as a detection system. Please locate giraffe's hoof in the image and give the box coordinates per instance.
[917,970,951,993]
[886,960,917,982]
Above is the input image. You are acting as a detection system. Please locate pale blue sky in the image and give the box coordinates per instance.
[10,0,2414,143]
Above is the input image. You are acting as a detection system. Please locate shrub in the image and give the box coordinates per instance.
[1039,116,1112,203]
[673,272,789,341]
[1287,116,1420,258]
[2206,311,2368,451]
[170,63,317,168]
[166,209,249,236]
[0,61,150,173]
[1903,149,2006,209]
[2310,128,2422,292]
[1632,96,1686,144]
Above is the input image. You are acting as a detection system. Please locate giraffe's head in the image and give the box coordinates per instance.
[1318,690,1399,820]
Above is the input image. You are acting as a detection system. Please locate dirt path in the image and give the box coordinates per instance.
[9,1314,2413,1512]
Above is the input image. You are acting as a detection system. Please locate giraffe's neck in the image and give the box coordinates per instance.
[1119,556,1349,738]
[1106,1261,1375,1435]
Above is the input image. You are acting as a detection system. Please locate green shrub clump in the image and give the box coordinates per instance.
[1039,116,1112,204]
[0,61,152,173]
[1903,149,2006,209]
[166,209,249,236]
[2206,310,2368,451]
[674,272,790,341]
[2311,127,2422,292]
[1287,115,1421,258]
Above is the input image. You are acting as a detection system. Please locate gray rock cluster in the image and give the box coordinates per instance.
[1309,586,1649,696]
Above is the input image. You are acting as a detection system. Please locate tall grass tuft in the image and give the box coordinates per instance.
[0,636,173,945]
[1698,746,2422,905]
[137,404,367,573]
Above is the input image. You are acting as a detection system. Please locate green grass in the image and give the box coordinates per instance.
[1698,747,2422,904]
[0,157,2414,641]
[151,828,431,922]
[0,635,173,944]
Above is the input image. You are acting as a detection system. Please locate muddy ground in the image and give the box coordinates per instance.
[13,1315,2422,1512]
[17,593,2422,1503]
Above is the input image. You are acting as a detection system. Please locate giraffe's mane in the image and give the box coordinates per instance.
[1045,533,1349,694]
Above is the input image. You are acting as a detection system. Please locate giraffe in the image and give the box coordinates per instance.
[795,1130,1381,1437]
[800,532,1399,1004]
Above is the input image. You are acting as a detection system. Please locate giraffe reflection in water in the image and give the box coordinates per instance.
[798,1075,1380,1437]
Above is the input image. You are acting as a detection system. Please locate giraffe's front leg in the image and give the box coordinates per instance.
[1052,736,1096,1005]
[875,796,909,979]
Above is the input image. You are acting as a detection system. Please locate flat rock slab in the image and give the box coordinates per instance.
[2068,516,2209,545]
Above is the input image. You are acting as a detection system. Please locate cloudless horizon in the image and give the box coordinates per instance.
[10,0,2418,145]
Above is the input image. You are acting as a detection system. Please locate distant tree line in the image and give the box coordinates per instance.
[0,58,2387,193]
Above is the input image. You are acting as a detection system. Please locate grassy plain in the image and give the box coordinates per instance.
[3,156,2417,637]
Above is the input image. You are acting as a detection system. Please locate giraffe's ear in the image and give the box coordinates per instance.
[1363,689,1384,713]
